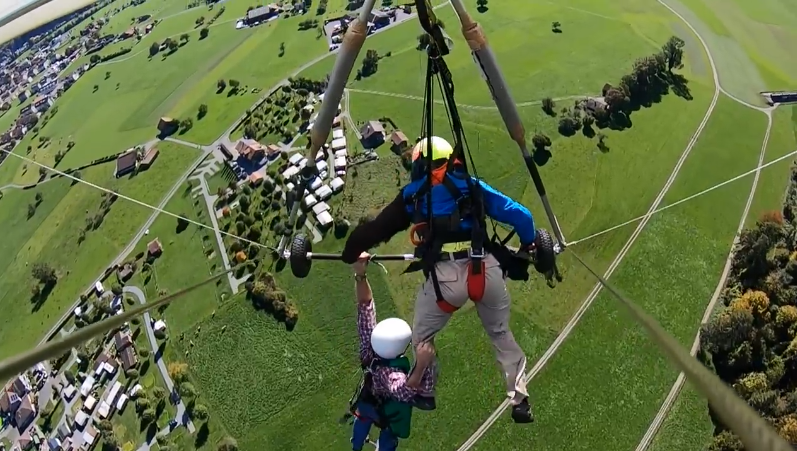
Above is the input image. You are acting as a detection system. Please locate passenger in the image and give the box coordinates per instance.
[349,252,436,451]
[342,136,537,423]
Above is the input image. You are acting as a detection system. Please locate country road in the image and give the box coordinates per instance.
[123,286,196,435]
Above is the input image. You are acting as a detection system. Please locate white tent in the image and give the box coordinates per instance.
[309,177,322,191]
[116,394,129,411]
[83,395,97,412]
[315,185,333,200]
[330,177,345,192]
[303,194,318,208]
[74,411,89,428]
[312,202,330,215]
[317,211,333,227]
[332,129,344,139]
[334,149,347,158]
[331,137,346,150]
[97,401,110,419]
[80,376,95,398]
[317,160,328,172]
[334,156,347,169]
[315,150,326,162]
[288,153,303,165]
[106,381,122,405]
[282,166,299,180]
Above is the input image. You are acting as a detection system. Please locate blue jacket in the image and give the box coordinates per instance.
[342,170,536,263]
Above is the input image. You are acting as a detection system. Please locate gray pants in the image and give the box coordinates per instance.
[412,253,528,405]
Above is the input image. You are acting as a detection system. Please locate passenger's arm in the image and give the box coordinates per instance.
[478,180,537,245]
[357,300,377,366]
[342,192,412,264]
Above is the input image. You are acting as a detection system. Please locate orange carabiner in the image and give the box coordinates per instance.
[410,222,428,246]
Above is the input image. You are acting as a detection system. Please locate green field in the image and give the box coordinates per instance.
[0,141,202,360]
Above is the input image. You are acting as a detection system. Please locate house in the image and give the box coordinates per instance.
[117,263,134,281]
[245,5,276,25]
[330,177,345,193]
[12,375,31,396]
[120,346,138,371]
[17,90,27,103]
[114,330,133,352]
[235,139,266,161]
[16,430,32,450]
[156,117,177,135]
[114,149,137,178]
[139,147,159,169]
[33,95,53,112]
[14,395,36,429]
[0,390,21,413]
[93,350,112,373]
[303,194,318,208]
[248,172,263,186]
[360,120,385,147]
[311,202,329,216]
[147,238,163,257]
[390,130,409,151]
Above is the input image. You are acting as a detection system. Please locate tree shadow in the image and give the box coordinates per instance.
[30,280,57,312]
[551,28,562,34]
[532,149,552,167]
[582,125,596,139]
[195,422,210,448]
[140,359,151,376]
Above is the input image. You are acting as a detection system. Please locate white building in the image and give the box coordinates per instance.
[331,137,346,150]
[309,177,322,191]
[312,202,330,215]
[330,177,345,193]
[315,185,332,200]
[74,410,89,429]
[83,395,97,412]
[334,156,347,169]
[63,384,77,401]
[79,376,95,398]
[97,401,110,419]
[332,129,344,140]
[303,194,318,208]
[282,166,299,180]
[116,394,129,411]
[334,148,347,158]
[317,160,329,173]
[288,153,303,165]
[317,211,333,227]
[106,381,122,405]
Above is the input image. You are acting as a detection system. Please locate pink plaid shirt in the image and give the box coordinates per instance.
[357,300,433,403]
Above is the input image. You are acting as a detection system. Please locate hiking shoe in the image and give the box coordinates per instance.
[412,395,436,411]
[511,397,534,424]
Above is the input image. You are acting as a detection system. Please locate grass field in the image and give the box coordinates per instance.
[127,179,232,334]
[0,141,201,360]
[469,96,770,451]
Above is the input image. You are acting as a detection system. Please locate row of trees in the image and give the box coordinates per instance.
[244,271,300,328]
[700,165,797,449]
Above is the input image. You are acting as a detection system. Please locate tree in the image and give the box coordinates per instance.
[32,262,57,285]
[476,0,488,10]
[235,221,246,234]
[64,369,76,384]
[178,214,190,230]
[149,42,159,56]
[141,407,156,424]
[200,27,209,39]
[168,362,189,383]
[90,54,101,64]
[661,35,685,71]
[198,104,208,119]
[217,437,239,451]
[196,16,205,26]
[98,419,113,432]
[135,396,150,410]
[360,49,379,77]
[604,87,627,113]
[541,97,556,116]
[168,39,179,52]
[228,79,240,90]
[179,382,197,400]
[152,386,167,401]
[192,404,209,420]
[217,79,226,91]
[180,33,189,43]
[531,133,552,152]
[125,368,139,378]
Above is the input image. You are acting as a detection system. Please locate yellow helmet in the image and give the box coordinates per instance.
[411,136,454,162]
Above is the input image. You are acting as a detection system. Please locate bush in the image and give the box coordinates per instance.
[126,369,139,378]
[139,348,150,358]
[131,317,140,325]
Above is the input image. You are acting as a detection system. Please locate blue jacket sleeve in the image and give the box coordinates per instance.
[477,179,537,244]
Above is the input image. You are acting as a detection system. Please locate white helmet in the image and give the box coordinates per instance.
[371,318,412,359]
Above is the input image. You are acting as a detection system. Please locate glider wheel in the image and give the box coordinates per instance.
[290,234,312,279]
[533,228,556,275]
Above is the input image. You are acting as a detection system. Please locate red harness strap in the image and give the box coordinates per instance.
[466,260,486,302]
[436,298,459,314]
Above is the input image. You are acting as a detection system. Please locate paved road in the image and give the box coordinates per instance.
[123,286,196,434]
[197,177,238,292]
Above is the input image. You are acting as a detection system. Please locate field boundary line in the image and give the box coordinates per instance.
[347,88,591,110]
[455,0,725,446]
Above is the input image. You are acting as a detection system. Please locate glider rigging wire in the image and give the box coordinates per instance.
[0,0,792,448]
